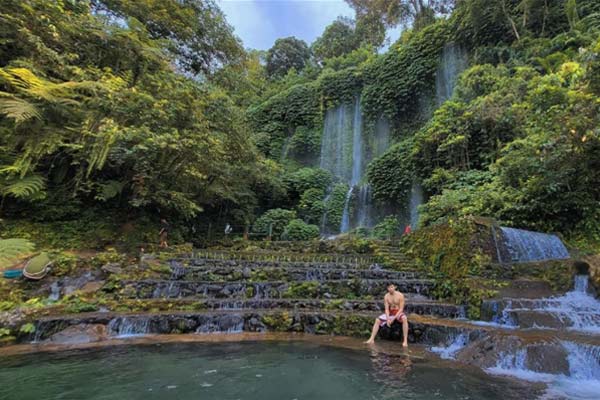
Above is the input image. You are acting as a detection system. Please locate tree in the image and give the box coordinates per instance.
[265,37,311,78]
[345,0,455,33]
[312,17,360,63]
[91,0,244,75]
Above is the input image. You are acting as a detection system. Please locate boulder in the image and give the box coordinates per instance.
[45,324,108,344]
[101,263,123,274]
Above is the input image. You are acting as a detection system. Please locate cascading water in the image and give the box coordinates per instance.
[340,97,363,233]
[409,183,423,229]
[320,102,352,182]
[499,227,570,262]
[435,43,468,105]
[108,317,151,337]
[430,333,470,359]
[320,98,393,234]
[487,341,600,400]
[484,275,600,334]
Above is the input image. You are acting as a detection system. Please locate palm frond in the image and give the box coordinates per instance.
[1,174,46,199]
[0,238,35,266]
[0,96,41,123]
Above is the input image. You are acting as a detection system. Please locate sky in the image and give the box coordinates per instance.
[217,0,399,51]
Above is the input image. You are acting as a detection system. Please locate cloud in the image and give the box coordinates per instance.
[218,0,354,50]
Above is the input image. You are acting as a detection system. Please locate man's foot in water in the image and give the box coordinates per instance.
[402,341,408,347]
[364,339,375,344]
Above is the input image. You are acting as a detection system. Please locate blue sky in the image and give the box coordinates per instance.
[218,0,394,51]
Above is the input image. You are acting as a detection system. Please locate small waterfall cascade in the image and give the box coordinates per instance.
[499,227,570,263]
[430,333,469,359]
[435,43,468,106]
[483,275,600,334]
[108,316,151,337]
[488,341,600,399]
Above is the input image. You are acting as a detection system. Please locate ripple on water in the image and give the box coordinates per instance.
[0,341,540,400]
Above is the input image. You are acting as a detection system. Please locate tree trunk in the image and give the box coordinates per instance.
[501,0,521,41]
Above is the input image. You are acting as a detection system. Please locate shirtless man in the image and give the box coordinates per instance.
[365,283,409,346]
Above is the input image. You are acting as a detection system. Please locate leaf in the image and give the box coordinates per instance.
[0,238,35,266]
[0,96,41,124]
[1,175,46,199]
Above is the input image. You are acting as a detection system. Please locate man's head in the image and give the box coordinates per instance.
[387,283,396,294]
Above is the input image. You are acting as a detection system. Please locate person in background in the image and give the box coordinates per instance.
[403,224,412,235]
[159,219,169,248]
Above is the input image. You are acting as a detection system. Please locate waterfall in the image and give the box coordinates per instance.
[320,99,393,233]
[476,275,600,334]
[499,227,570,262]
[409,183,423,229]
[430,333,469,360]
[488,341,600,399]
[435,43,468,106]
[350,97,362,186]
[108,316,151,337]
[374,117,390,157]
[340,187,354,233]
[356,185,372,228]
[320,102,353,182]
[574,274,589,293]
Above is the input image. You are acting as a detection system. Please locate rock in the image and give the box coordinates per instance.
[508,310,566,329]
[78,281,105,294]
[525,343,569,374]
[580,255,600,294]
[45,324,108,344]
[101,263,123,274]
[455,334,521,369]
[242,267,252,279]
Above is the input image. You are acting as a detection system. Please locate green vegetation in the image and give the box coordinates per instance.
[1,0,600,321]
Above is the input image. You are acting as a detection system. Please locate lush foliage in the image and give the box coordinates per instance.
[282,219,320,241]
[0,0,271,246]
[266,37,312,78]
[252,209,297,239]
[2,0,600,252]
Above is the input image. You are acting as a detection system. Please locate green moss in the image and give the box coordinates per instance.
[282,282,320,298]
[261,312,293,331]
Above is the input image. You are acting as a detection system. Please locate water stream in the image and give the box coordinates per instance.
[499,227,570,263]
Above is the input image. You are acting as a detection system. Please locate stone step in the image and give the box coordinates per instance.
[184,252,378,266]
[115,298,465,319]
[174,258,378,270]
[30,310,469,344]
[121,279,435,300]
[169,264,425,282]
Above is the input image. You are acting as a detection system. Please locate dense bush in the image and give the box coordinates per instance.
[253,209,297,239]
[283,219,320,241]
[298,189,327,225]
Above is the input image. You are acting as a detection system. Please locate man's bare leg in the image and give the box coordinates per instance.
[401,315,409,347]
[365,318,381,344]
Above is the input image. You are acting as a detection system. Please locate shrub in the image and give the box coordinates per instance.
[283,219,320,241]
[253,209,297,239]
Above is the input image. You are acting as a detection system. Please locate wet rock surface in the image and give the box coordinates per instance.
[45,324,108,344]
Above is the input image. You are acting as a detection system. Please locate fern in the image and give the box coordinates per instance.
[1,174,46,199]
[95,180,125,201]
[0,95,41,123]
[0,238,35,266]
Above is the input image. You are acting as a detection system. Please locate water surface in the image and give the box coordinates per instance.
[0,340,539,400]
